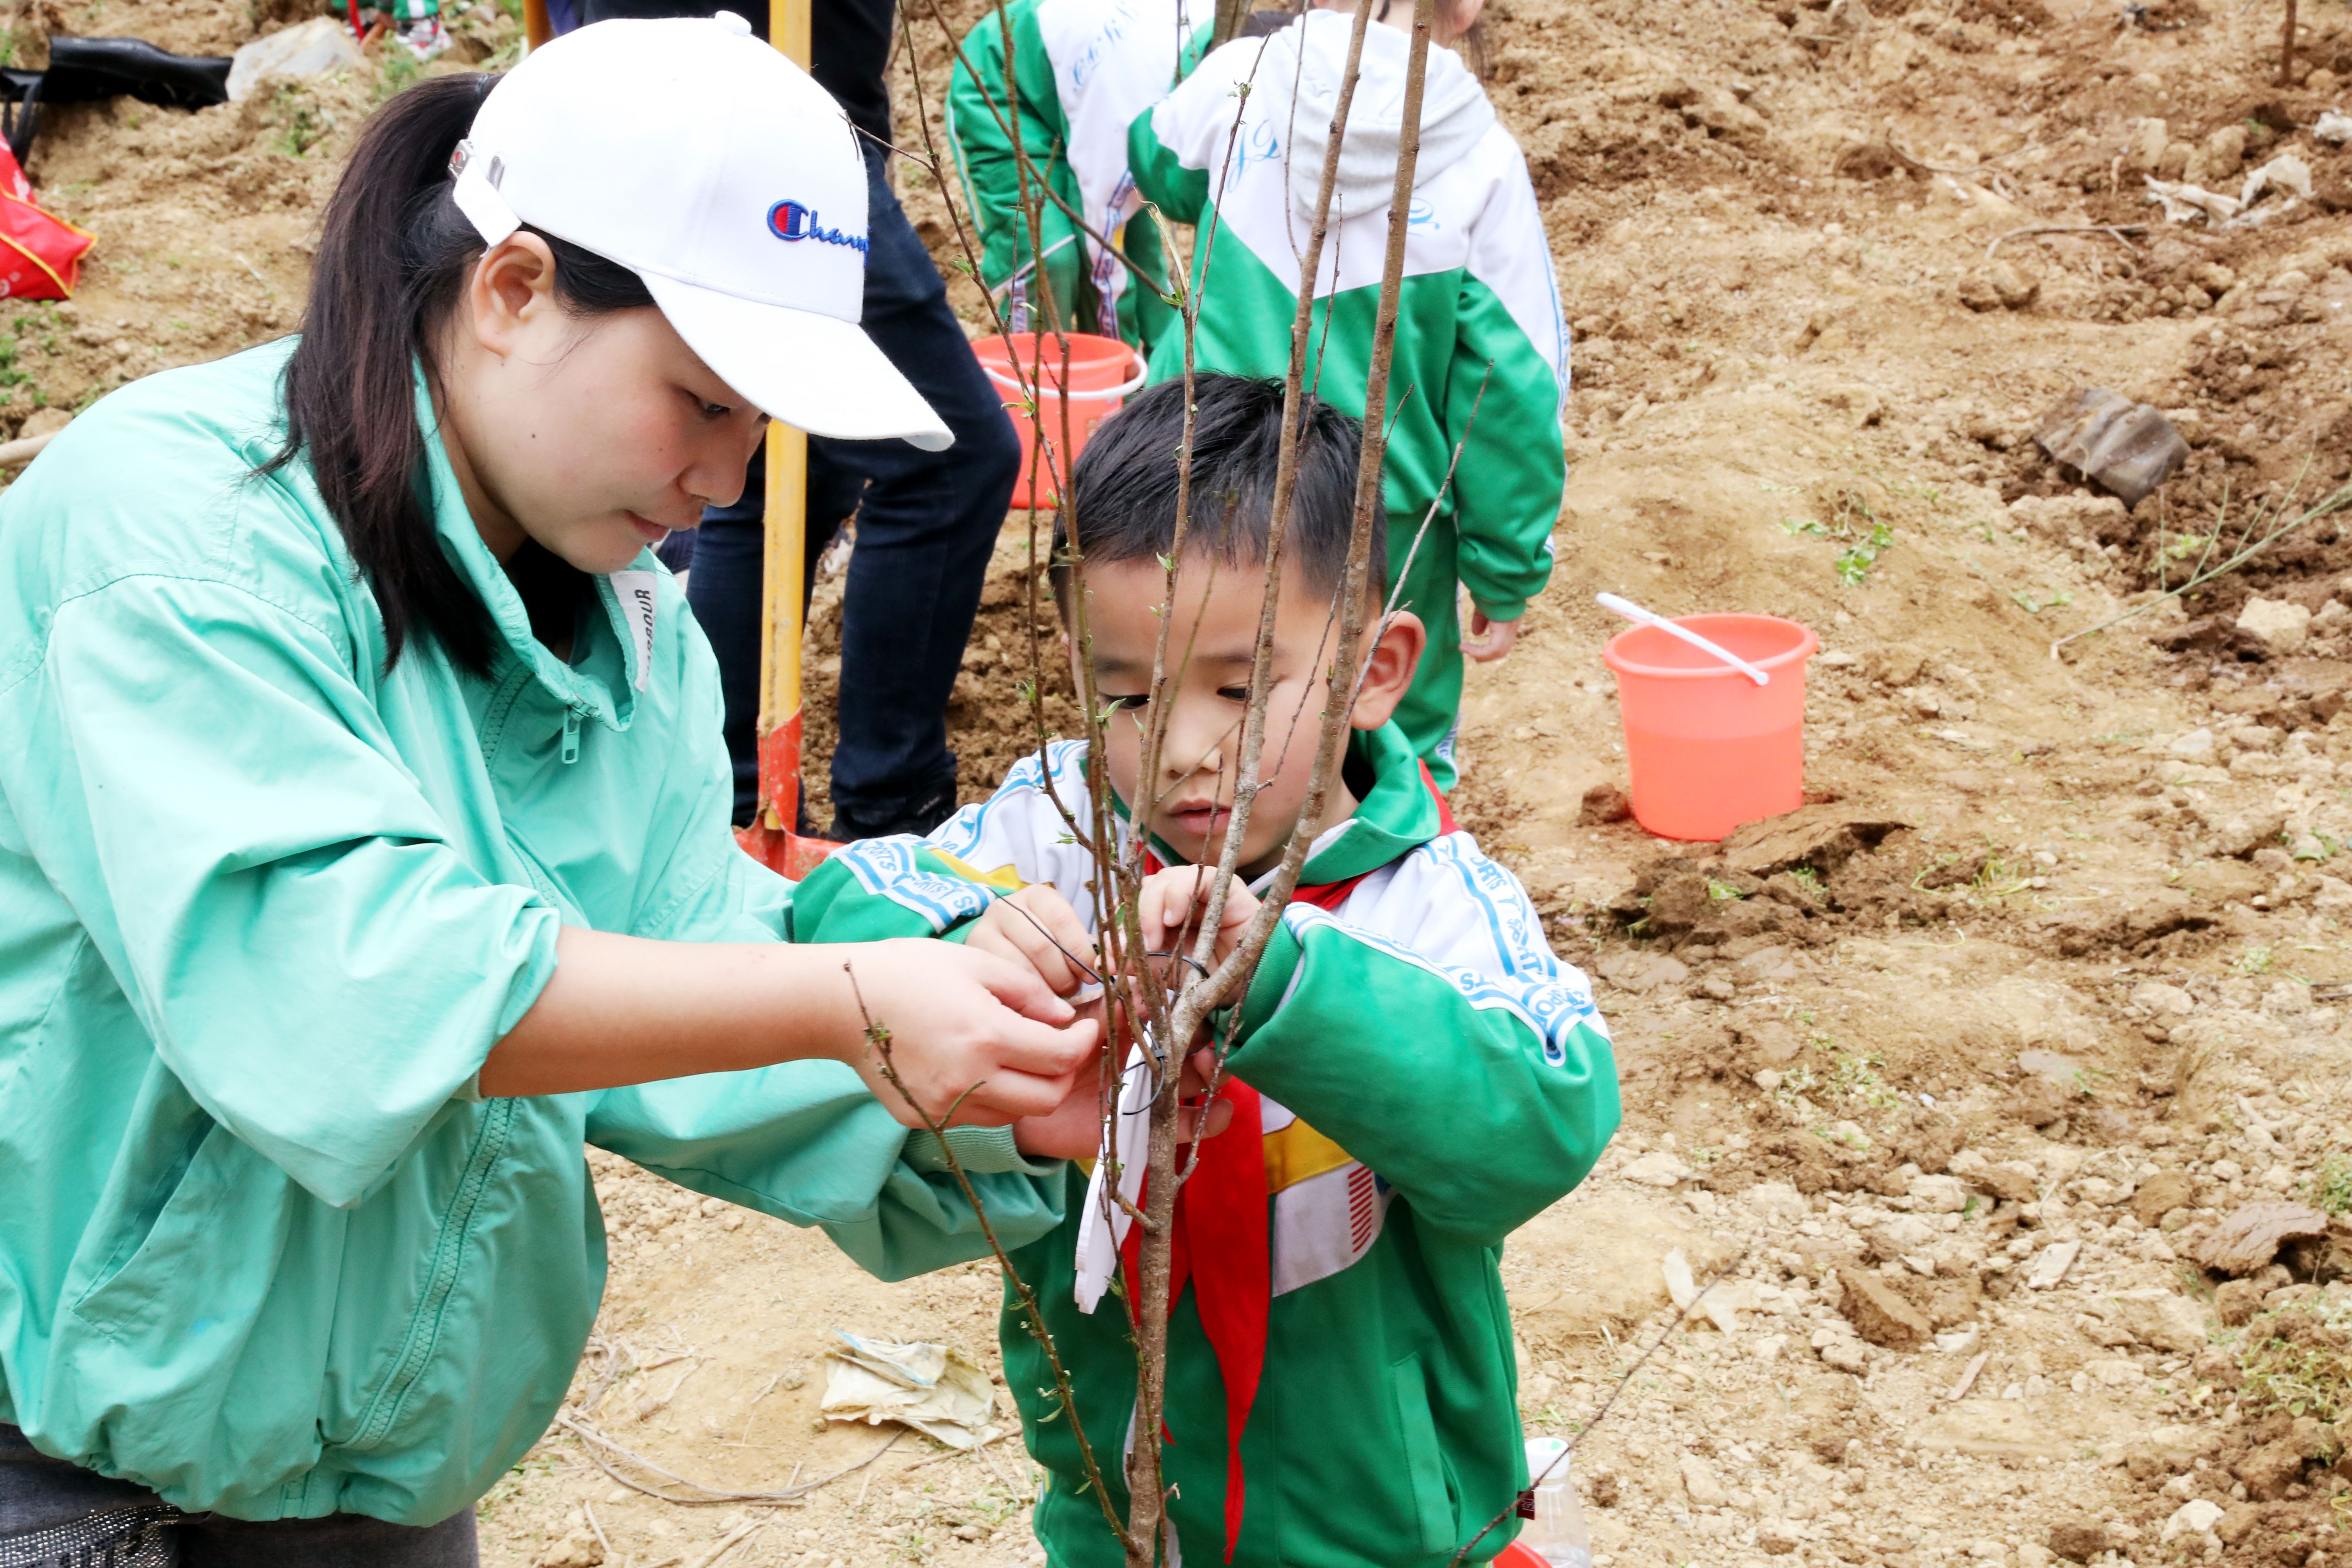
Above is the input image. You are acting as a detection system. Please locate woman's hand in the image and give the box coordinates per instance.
[480,928,1096,1126]
[832,937,1098,1126]
[964,885,1098,998]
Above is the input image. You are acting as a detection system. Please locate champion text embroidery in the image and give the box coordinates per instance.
[766,200,870,254]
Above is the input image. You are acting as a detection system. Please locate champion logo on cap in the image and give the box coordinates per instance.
[766,200,869,254]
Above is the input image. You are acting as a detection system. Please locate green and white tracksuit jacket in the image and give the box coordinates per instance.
[1127,13,1570,787]
[794,724,1620,1568]
[947,0,1211,356]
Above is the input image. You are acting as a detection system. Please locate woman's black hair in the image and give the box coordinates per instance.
[267,73,654,674]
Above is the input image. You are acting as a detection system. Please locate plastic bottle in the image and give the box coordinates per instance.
[1519,1437,1593,1568]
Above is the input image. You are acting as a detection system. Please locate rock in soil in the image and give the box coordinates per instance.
[1836,1268,1932,1350]
[2237,595,2314,655]
[2132,1170,2196,1225]
[2232,1438,2307,1501]
[2216,1277,2271,1326]
[2047,1522,2111,1563]
[2197,1202,2331,1276]
[1678,1452,1728,1507]
[1578,783,1632,825]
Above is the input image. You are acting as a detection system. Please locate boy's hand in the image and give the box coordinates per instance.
[1135,865,1260,972]
[1012,1044,1238,1160]
[1462,606,1521,662]
[965,885,1098,998]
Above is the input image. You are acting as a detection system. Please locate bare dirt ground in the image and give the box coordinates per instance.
[17,0,2352,1561]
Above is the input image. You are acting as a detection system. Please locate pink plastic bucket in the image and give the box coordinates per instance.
[1601,613,1818,842]
[971,331,1145,508]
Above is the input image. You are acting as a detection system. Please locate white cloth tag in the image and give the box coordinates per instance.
[609,570,660,692]
[1073,1040,1155,1314]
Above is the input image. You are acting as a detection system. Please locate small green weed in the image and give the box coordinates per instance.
[1781,487,1898,583]
[1827,1047,1898,1110]
[2239,943,2277,976]
[1813,1121,1873,1152]
[272,84,325,158]
[2239,1299,2352,1427]
[2312,1155,2352,1217]
[1835,521,1895,585]
[1972,856,2034,898]
[376,46,425,103]
[1705,878,1748,902]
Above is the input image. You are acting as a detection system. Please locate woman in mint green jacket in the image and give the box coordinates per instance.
[0,20,1088,1568]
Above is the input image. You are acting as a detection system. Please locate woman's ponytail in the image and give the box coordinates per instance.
[270,73,652,675]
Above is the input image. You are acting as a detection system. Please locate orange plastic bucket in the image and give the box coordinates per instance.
[972,331,1145,508]
[1602,613,1817,842]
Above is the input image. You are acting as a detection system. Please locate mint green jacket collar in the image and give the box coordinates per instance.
[413,365,644,734]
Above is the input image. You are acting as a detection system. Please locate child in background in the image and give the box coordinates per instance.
[794,375,1617,1568]
[1126,0,1568,788]
[948,0,1210,355]
[358,0,452,59]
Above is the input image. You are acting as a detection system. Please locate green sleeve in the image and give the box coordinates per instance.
[22,577,559,1209]
[948,0,1084,323]
[1127,100,1209,225]
[582,835,1059,1280]
[585,1066,1069,1281]
[1445,278,1564,623]
[782,842,1003,943]
[1228,908,1618,1245]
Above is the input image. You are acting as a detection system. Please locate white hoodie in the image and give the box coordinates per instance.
[1253,9,1497,221]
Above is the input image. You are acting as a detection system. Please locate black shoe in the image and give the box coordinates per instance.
[830,781,959,842]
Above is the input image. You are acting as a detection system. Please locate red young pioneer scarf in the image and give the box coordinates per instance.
[1120,763,1455,1559]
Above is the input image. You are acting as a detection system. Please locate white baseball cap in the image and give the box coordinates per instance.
[450,11,953,450]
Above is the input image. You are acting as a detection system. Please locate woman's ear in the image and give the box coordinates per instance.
[1348,609,1425,731]
[462,232,562,361]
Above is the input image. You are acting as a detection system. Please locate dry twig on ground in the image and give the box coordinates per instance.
[1447,1250,1754,1567]
[557,1412,902,1506]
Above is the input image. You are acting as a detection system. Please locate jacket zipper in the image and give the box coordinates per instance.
[560,707,582,765]
[345,1098,518,1452]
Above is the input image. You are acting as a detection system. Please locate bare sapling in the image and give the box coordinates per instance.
[871,2,1437,1560]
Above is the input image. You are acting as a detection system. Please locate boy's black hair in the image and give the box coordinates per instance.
[1051,374,1384,617]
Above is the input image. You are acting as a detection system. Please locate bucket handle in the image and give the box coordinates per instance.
[978,348,1148,404]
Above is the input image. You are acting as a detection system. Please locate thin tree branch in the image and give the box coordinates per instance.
[840,960,1137,1556]
[2050,475,2352,658]
[1446,1250,1754,1568]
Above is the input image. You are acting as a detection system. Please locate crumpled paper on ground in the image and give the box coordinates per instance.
[820,1331,1000,1449]
[2145,153,2314,227]
[1663,1247,1761,1335]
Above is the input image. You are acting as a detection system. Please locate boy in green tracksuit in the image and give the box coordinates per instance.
[794,376,1617,1568]
[947,0,1212,356]
[1126,0,1570,787]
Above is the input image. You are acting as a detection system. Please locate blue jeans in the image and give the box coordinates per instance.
[0,1425,476,1566]
[676,147,1021,834]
